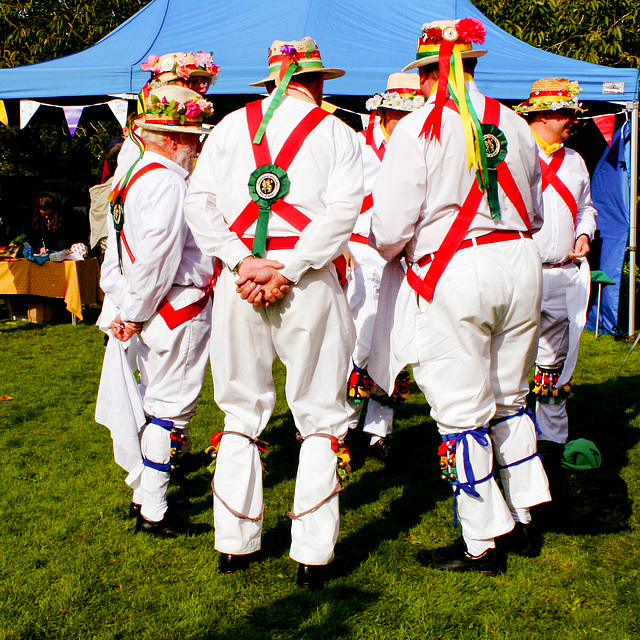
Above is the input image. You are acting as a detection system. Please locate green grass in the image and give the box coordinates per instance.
[0,318,639,640]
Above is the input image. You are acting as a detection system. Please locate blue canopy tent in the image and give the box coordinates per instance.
[0,0,637,331]
[0,0,636,101]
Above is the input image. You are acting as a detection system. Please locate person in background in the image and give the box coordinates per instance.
[346,72,425,460]
[29,191,86,253]
[514,78,597,451]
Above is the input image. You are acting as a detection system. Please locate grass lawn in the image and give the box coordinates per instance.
[0,314,639,640]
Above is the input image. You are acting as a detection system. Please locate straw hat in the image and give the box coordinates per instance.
[514,78,585,114]
[403,19,487,72]
[249,37,344,87]
[137,85,214,135]
[366,72,425,112]
[141,51,221,84]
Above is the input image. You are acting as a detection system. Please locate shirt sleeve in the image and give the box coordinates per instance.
[118,175,187,323]
[574,155,598,241]
[371,123,426,261]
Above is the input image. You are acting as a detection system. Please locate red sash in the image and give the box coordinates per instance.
[111,162,166,265]
[410,97,531,302]
[540,148,578,226]
[157,285,213,330]
[229,100,330,242]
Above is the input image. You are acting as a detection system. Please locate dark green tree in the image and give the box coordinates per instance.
[0,0,151,67]
[475,0,640,68]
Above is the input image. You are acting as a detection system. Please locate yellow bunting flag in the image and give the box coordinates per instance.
[0,100,8,126]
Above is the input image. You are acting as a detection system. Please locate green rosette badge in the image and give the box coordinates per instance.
[248,164,290,257]
[481,124,508,221]
[111,197,125,233]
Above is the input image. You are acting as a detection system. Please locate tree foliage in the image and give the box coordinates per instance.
[0,0,151,67]
[474,0,640,68]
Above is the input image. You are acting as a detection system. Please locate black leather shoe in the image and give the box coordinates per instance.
[496,522,541,557]
[128,502,141,519]
[135,510,211,538]
[369,437,392,461]
[296,563,328,590]
[219,552,258,574]
[417,537,505,576]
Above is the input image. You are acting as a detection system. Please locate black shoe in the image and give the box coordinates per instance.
[296,563,328,590]
[219,552,258,574]
[497,522,541,557]
[369,437,392,461]
[417,537,505,576]
[128,502,141,519]
[135,510,211,538]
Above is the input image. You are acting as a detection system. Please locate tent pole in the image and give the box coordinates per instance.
[628,101,639,337]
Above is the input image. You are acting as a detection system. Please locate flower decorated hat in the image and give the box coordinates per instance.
[249,37,344,87]
[403,18,487,72]
[366,73,425,112]
[137,85,214,135]
[403,19,488,176]
[250,37,344,144]
[141,51,221,83]
[514,78,585,114]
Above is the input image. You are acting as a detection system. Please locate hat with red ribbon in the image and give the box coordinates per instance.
[251,37,344,144]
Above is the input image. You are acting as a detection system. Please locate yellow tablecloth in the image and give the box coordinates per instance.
[0,258,99,320]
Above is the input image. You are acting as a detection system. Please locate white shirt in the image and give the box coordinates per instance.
[371,81,543,263]
[352,124,387,238]
[100,151,214,323]
[184,92,364,284]
[534,145,597,264]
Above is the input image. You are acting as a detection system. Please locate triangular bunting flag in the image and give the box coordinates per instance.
[20,100,40,129]
[108,99,128,128]
[63,106,84,137]
[0,100,7,126]
[592,114,616,146]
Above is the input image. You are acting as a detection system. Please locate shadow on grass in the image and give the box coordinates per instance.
[257,396,453,575]
[197,584,378,640]
[566,374,640,473]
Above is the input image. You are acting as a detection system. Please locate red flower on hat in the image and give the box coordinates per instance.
[456,18,485,44]
[425,26,443,41]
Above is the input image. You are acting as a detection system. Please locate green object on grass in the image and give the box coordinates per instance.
[562,438,602,470]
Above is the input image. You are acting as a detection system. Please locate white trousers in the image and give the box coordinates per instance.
[346,242,387,369]
[210,266,354,565]
[535,264,579,444]
[134,304,212,521]
[411,238,551,539]
[347,397,394,442]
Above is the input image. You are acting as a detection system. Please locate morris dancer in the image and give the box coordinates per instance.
[371,19,550,574]
[514,78,597,448]
[346,72,424,458]
[185,37,363,589]
[97,85,215,537]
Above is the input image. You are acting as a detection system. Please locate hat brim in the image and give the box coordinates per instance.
[140,122,210,135]
[249,66,345,88]
[402,49,487,72]
[515,104,587,115]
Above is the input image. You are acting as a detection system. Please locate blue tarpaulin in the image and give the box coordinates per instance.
[0,0,637,101]
[586,122,632,335]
